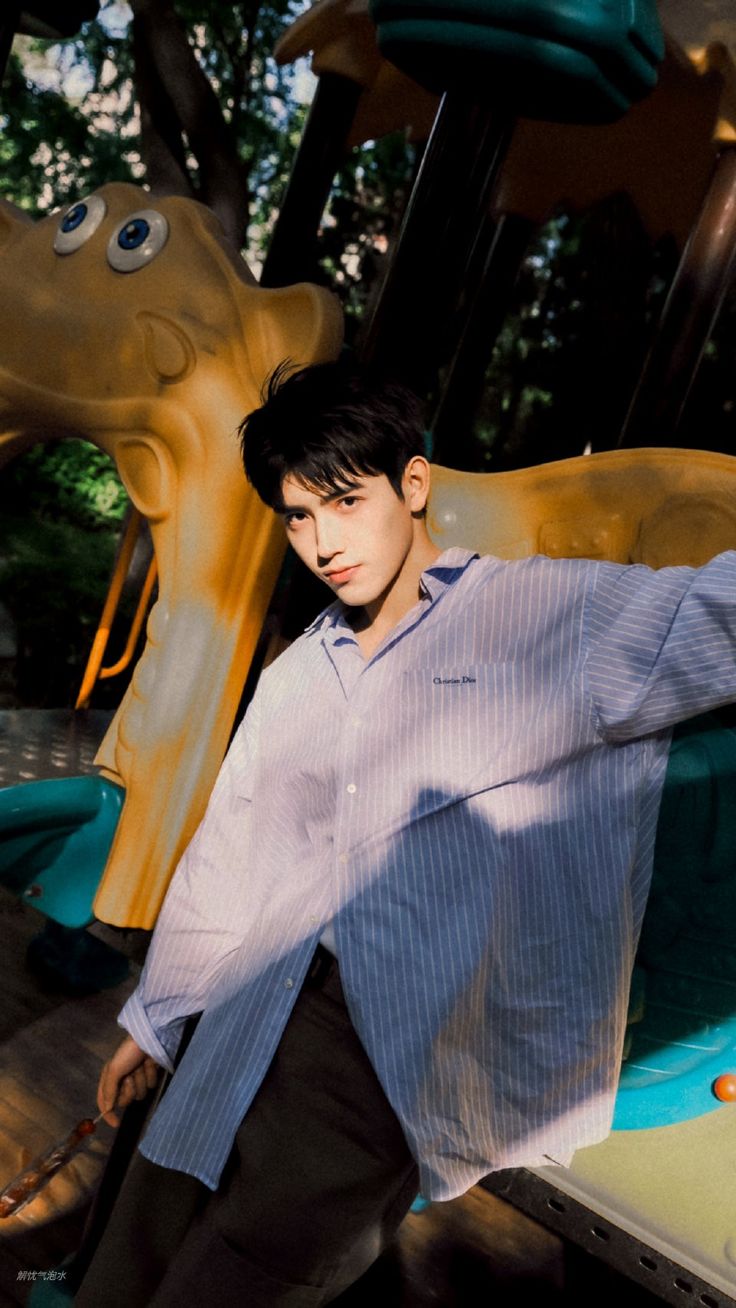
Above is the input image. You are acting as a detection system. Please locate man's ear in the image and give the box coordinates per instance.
[404,455,432,514]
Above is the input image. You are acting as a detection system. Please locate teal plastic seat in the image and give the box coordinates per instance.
[615,716,736,1130]
[0,775,124,928]
[369,0,664,122]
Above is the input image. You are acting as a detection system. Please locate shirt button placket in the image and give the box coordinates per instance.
[336,695,362,877]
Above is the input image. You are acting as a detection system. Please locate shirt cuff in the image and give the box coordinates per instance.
[117,990,182,1075]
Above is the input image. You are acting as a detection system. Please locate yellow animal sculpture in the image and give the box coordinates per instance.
[0,182,342,927]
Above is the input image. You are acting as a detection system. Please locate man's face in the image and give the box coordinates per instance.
[278,467,421,609]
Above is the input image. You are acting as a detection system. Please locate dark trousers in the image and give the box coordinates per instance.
[75,949,420,1306]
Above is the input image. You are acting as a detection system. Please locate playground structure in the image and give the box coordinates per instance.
[0,181,342,927]
[3,0,736,1303]
[429,449,736,1298]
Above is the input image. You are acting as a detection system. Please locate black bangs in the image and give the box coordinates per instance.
[281,427,392,501]
[283,460,377,500]
[240,358,426,510]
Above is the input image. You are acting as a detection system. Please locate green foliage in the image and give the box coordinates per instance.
[319,133,417,342]
[1,0,314,245]
[0,512,121,707]
[1,0,413,286]
[1,26,138,214]
[159,0,318,253]
[0,442,131,706]
[464,198,677,469]
[2,441,129,529]
[469,212,589,464]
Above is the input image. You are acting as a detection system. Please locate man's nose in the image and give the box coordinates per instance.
[315,516,342,559]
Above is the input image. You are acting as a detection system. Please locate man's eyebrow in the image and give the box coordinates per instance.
[275,480,363,513]
[321,481,362,503]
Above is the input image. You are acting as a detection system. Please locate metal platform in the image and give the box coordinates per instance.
[0,710,114,787]
[482,1165,736,1308]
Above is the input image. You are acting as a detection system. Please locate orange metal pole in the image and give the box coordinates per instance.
[98,554,158,681]
[75,509,143,710]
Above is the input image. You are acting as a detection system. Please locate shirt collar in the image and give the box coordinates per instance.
[303,546,478,636]
[418,546,479,602]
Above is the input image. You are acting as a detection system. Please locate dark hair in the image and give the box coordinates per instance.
[239,358,426,509]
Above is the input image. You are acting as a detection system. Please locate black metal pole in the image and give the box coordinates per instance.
[358,93,514,395]
[430,211,534,468]
[618,146,736,448]
[261,71,363,289]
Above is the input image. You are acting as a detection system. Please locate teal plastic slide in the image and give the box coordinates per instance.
[369,0,664,121]
[0,775,124,929]
[616,715,736,1128]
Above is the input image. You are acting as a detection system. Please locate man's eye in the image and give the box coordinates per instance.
[284,513,306,528]
[339,496,359,508]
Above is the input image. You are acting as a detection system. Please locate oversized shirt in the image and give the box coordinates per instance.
[119,546,736,1200]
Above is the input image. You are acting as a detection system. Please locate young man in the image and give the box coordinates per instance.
[78,360,736,1305]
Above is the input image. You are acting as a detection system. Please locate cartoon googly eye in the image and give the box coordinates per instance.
[53,194,107,254]
[107,210,169,273]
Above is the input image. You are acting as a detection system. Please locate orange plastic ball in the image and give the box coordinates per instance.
[713,1073,736,1102]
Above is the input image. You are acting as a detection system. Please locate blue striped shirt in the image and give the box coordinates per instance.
[119,546,736,1199]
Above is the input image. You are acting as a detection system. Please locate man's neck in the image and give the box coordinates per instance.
[351,531,442,658]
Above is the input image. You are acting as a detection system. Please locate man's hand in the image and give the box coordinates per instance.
[98,1035,162,1127]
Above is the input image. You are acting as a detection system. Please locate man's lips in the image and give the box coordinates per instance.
[324,564,360,585]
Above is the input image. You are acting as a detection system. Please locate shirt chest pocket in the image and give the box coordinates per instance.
[397,663,517,801]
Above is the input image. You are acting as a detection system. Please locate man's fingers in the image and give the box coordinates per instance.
[97,1061,122,1127]
[121,1064,159,1104]
[120,1071,143,1103]
[144,1058,160,1091]
[95,1039,162,1129]
[97,1060,116,1113]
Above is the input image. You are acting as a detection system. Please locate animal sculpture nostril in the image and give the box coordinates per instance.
[138,311,196,384]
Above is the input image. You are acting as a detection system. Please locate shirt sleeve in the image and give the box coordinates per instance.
[117,690,262,1069]
[585,550,736,742]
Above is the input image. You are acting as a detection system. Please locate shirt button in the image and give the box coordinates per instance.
[352,717,363,727]
[346,783,357,794]
[284,978,294,989]
[339,853,348,864]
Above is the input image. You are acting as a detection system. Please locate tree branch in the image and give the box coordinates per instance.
[132,9,193,199]
[130,0,251,246]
